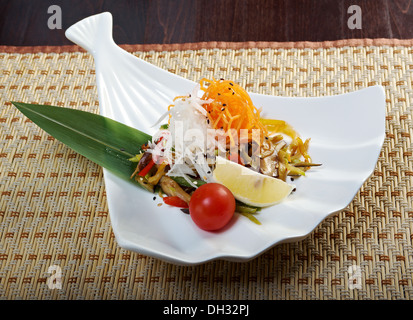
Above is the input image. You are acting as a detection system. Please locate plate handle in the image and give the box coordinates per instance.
[65,12,115,56]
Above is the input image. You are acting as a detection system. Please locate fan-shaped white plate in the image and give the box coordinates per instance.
[65,12,386,265]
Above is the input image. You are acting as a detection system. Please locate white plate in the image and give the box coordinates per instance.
[65,12,386,265]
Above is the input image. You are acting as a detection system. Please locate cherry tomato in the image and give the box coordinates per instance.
[189,183,235,231]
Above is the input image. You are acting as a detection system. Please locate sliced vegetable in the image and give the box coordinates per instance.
[138,159,155,177]
[135,176,154,193]
[285,163,306,176]
[128,153,143,162]
[292,162,322,167]
[238,212,261,225]
[147,162,168,185]
[235,202,261,214]
[163,196,189,208]
[260,118,298,140]
[170,176,207,188]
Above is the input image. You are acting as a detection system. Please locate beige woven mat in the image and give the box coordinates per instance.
[0,40,412,300]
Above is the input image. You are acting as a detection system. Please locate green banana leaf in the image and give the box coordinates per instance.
[12,102,151,184]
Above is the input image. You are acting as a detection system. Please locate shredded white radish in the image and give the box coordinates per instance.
[147,85,225,185]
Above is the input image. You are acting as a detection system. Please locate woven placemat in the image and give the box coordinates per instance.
[0,40,412,300]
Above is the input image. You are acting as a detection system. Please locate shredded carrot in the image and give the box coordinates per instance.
[199,78,268,145]
[173,95,189,102]
[167,104,174,123]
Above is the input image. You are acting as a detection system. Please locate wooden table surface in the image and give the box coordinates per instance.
[1,0,413,46]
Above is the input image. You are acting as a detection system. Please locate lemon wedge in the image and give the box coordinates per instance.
[212,156,294,207]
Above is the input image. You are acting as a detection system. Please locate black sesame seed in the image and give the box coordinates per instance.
[153,196,156,200]
[229,82,233,86]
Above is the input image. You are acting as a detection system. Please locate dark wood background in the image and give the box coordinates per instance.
[1,0,413,46]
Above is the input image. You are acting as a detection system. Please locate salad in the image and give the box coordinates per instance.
[129,78,320,231]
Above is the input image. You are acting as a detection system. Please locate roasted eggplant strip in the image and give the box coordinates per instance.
[130,151,153,179]
[259,138,285,177]
[277,162,288,181]
[260,134,283,157]
[137,152,153,172]
[260,156,278,177]
[159,176,192,203]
